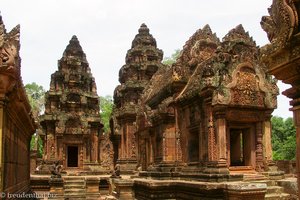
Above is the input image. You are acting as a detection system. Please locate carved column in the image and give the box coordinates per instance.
[206,99,217,162]
[175,107,182,163]
[262,113,278,172]
[256,122,264,171]
[263,118,272,161]
[121,124,125,159]
[291,103,300,192]
[205,104,229,174]
[214,110,228,166]
[47,133,55,160]
[0,101,5,192]
[91,132,98,162]
[56,136,63,161]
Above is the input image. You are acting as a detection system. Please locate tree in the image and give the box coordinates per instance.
[25,82,45,118]
[100,95,114,133]
[163,49,180,66]
[30,133,44,157]
[25,82,45,156]
[271,116,296,160]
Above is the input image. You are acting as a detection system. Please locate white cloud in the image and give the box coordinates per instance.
[1,0,292,118]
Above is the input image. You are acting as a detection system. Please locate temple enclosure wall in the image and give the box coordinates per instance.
[0,16,36,194]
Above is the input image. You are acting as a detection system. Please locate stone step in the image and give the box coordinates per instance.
[265,193,291,200]
[64,180,85,185]
[251,180,275,187]
[64,188,86,193]
[267,186,283,194]
[64,184,86,189]
[48,198,65,200]
[64,178,85,182]
[102,196,117,200]
[64,194,87,199]
[243,175,266,181]
[85,195,101,200]
[64,177,85,181]
[64,183,85,186]
[64,195,86,200]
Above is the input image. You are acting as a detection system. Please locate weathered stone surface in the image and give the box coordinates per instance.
[110,24,164,173]
[49,177,64,199]
[39,36,108,171]
[112,179,134,200]
[0,14,36,195]
[132,24,278,179]
[225,183,267,200]
[277,178,298,198]
[260,0,300,197]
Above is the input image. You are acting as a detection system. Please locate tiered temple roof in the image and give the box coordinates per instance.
[113,23,164,117]
[39,36,103,169]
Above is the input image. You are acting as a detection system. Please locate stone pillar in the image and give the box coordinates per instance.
[216,116,227,162]
[0,101,4,192]
[113,179,134,200]
[30,150,38,174]
[214,109,228,173]
[262,116,279,172]
[291,105,300,194]
[263,119,272,161]
[47,133,55,160]
[121,125,125,159]
[204,107,229,175]
[255,122,264,171]
[207,102,217,162]
[86,177,100,199]
[175,107,182,163]
[91,133,98,162]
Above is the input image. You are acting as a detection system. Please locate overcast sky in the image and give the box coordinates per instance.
[1,0,293,118]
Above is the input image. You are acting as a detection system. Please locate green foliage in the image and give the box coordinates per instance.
[25,82,45,156]
[30,134,44,157]
[25,82,45,117]
[271,116,296,160]
[100,95,113,133]
[163,49,180,66]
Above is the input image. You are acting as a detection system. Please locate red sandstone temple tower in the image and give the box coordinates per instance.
[110,24,164,172]
[135,25,279,180]
[40,36,103,170]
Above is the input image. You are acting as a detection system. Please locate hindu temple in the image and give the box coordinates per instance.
[39,35,104,171]
[110,23,165,173]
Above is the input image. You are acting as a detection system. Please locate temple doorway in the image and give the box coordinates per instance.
[229,128,253,167]
[67,146,78,167]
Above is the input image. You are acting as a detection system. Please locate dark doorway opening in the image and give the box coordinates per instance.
[230,129,245,166]
[67,146,78,167]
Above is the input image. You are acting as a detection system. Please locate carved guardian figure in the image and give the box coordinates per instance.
[261,0,298,45]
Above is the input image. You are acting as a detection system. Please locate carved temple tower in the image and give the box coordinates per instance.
[40,36,103,170]
[110,24,164,173]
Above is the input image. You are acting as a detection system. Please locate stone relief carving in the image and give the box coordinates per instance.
[0,24,20,73]
[261,0,298,45]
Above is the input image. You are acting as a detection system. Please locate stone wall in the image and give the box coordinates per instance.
[0,15,36,194]
[276,160,297,175]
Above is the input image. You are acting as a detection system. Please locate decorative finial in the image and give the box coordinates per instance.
[138,23,149,34]
[222,24,256,46]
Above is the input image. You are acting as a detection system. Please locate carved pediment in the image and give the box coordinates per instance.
[230,66,264,107]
